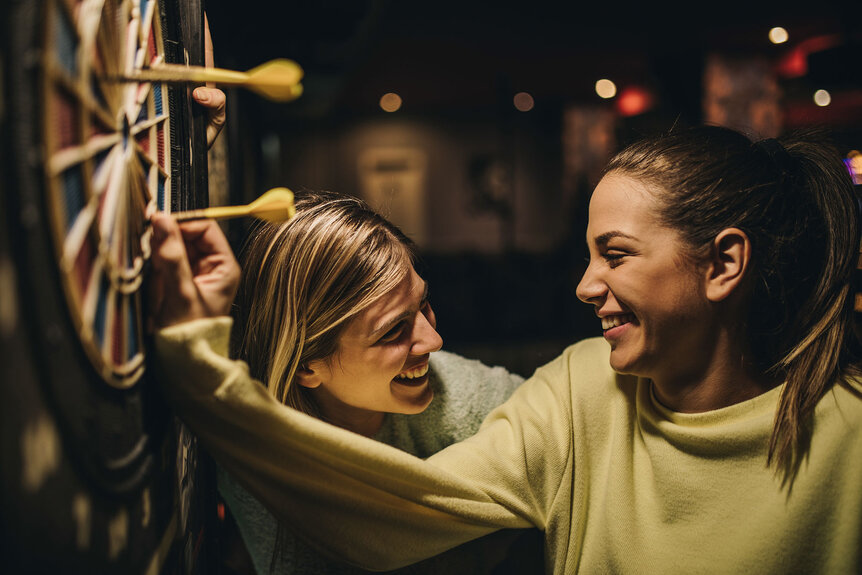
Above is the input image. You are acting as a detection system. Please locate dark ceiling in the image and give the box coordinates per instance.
[205,0,861,124]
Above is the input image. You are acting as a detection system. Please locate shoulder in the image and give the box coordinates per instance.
[532,337,615,385]
[520,337,633,413]
[561,336,613,365]
[825,373,862,425]
[840,372,862,398]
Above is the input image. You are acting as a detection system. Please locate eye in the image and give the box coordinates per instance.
[603,251,627,268]
[378,321,407,344]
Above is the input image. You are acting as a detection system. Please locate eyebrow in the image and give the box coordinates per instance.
[593,230,637,247]
[369,281,429,339]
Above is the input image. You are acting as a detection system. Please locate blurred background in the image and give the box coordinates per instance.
[205,0,862,377]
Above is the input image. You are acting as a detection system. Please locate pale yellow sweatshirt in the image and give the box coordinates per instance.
[155,317,862,574]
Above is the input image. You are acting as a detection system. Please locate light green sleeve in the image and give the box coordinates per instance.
[154,317,558,570]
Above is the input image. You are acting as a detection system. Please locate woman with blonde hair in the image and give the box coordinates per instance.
[160,191,535,574]
[152,125,862,574]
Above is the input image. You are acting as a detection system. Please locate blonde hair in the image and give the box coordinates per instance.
[231,191,416,416]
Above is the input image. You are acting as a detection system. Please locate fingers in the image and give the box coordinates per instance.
[151,214,194,288]
[175,219,241,315]
[150,213,206,327]
[193,87,226,148]
[176,219,234,264]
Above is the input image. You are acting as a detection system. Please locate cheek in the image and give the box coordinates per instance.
[357,345,410,378]
[647,275,706,321]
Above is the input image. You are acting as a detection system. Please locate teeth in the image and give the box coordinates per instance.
[396,364,429,380]
[602,314,634,331]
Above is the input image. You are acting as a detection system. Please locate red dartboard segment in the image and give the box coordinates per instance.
[43,0,171,389]
[53,88,79,152]
[72,231,95,300]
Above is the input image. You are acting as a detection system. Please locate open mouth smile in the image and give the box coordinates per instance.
[394,363,429,383]
[602,313,635,332]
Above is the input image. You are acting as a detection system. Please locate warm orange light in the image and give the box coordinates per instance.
[513,91,534,112]
[776,34,842,79]
[615,86,654,117]
[595,79,617,99]
[379,92,402,112]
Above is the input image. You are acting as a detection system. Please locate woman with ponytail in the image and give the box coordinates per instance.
[152,125,862,574]
[593,125,862,481]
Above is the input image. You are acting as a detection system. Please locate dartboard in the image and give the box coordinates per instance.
[45,0,172,389]
[3,0,215,571]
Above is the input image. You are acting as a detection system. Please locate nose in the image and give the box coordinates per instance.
[411,305,443,355]
[576,259,606,305]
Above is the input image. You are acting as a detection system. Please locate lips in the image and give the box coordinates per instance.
[601,313,635,331]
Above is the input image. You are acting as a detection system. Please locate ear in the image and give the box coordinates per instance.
[294,362,325,389]
[704,227,751,302]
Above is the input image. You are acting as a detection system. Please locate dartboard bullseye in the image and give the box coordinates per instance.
[43,0,172,389]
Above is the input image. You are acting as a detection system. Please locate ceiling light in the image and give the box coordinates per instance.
[813,89,831,107]
[513,92,534,112]
[380,92,402,112]
[769,27,789,44]
[595,79,617,99]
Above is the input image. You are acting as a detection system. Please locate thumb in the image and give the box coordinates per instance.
[150,213,202,327]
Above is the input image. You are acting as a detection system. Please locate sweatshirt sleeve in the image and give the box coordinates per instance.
[154,318,567,570]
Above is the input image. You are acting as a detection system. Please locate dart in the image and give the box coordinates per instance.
[124,59,304,102]
[172,187,296,223]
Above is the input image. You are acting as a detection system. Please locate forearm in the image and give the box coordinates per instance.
[154,318,529,570]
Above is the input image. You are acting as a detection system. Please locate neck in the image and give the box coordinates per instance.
[651,368,777,413]
[329,410,386,437]
[312,390,386,437]
[651,328,778,413]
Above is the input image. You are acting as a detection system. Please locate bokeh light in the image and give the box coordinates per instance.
[513,91,534,112]
[380,92,403,112]
[595,79,617,99]
[813,89,831,107]
[769,27,789,44]
[615,86,655,117]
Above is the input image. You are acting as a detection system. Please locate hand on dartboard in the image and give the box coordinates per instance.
[193,87,226,149]
[193,14,226,149]
[149,214,240,328]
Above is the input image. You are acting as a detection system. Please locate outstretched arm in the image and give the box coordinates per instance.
[154,316,570,569]
[148,211,565,570]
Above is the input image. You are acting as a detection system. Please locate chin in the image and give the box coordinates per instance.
[608,351,641,376]
[392,387,434,414]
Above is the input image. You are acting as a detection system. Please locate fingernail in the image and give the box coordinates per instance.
[194,88,210,103]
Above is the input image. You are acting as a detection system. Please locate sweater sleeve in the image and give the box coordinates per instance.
[154,318,565,570]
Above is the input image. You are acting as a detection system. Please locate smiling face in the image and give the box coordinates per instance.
[576,173,716,384]
[302,266,443,435]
